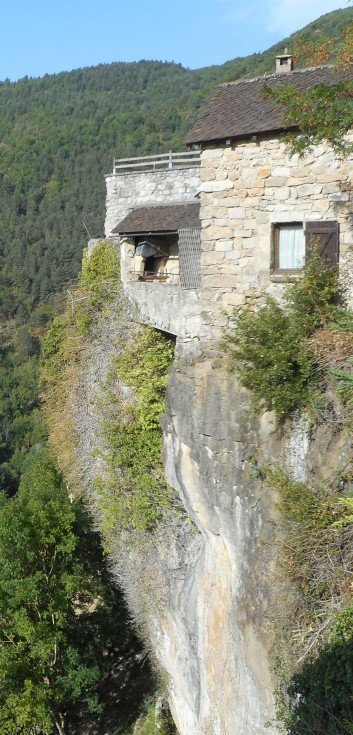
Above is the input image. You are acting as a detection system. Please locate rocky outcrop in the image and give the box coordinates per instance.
[161,342,279,734]
[70,286,351,735]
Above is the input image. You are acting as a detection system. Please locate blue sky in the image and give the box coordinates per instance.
[0,0,347,82]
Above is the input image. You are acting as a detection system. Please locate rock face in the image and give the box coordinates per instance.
[160,342,279,734]
[72,287,352,734]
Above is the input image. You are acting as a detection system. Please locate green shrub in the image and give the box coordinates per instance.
[264,464,353,735]
[100,326,175,537]
[133,699,177,735]
[76,239,120,334]
[222,256,339,416]
[41,314,70,380]
[286,604,353,735]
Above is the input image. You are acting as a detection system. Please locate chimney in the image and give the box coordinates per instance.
[275,49,293,74]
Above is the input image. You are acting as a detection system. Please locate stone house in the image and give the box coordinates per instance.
[105,57,353,344]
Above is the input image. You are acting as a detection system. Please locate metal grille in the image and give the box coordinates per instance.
[179,228,202,289]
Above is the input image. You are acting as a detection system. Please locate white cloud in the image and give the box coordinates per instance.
[266,0,346,36]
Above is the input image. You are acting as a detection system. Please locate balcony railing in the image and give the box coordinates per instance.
[112,149,201,174]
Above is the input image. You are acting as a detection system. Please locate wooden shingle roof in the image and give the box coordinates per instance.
[185,66,353,146]
[112,202,200,235]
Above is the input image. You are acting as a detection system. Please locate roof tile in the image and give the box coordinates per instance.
[112,202,200,234]
[185,66,353,145]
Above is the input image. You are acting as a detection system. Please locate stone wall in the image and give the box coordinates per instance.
[105,167,201,237]
[120,275,202,338]
[105,139,353,344]
[199,136,353,344]
[105,166,201,336]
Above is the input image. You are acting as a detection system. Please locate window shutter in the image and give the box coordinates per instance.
[305,221,339,268]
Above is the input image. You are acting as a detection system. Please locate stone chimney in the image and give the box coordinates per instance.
[275,49,293,74]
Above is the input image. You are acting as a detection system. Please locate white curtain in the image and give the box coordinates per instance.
[278,225,305,269]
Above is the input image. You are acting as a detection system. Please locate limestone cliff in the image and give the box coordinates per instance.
[57,273,352,735]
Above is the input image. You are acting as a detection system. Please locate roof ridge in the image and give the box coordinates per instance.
[220,64,334,87]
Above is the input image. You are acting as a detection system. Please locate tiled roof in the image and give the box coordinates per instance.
[112,202,200,234]
[185,66,353,145]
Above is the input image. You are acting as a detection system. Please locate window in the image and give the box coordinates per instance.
[274,223,304,271]
[273,221,339,273]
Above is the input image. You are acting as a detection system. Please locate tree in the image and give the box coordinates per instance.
[264,26,353,154]
[0,451,143,735]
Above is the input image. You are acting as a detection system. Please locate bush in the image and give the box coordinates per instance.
[100,326,175,537]
[222,256,339,416]
[287,604,353,735]
[264,464,353,735]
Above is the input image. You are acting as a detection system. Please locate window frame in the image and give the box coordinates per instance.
[272,222,305,274]
[272,220,339,275]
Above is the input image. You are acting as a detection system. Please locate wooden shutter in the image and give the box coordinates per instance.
[305,221,339,268]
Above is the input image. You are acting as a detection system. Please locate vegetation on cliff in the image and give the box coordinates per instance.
[99,325,175,539]
[42,240,176,536]
[265,465,353,735]
[41,240,178,731]
[41,240,121,489]
[224,257,353,733]
[222,253,340,416]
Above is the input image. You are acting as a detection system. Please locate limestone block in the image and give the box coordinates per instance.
[257,213,270,224]
[317,173,341,183]
[215,241,233,252]
[272,166,290,177]
[201,251,226,264]
[297,184,322,197]
[265,177,288,188]
[201,219,214,229]
[257,166,271,179]
[218,196,244,207]
[214,218,229,227]
[241,168,258,182]
[228,207,245,219]
[201,180,234,193]
[239,257,252,269]
[202,275,239,288]
[330,192,350,202]
[202,170,216,182]
[225,252,240,262]
[221,292,246,307]
[202,149,224,160]
[216,171,229,181]
[227,170,241,182]
[254,179,267,189]
[233,229,253,238]
[208,226,234,239]
[314,199,330,212]
[274,187,290,201]
[322,184,340,195]
[202,241,218,252]
[291,166,311,178]
[242,197,259,209]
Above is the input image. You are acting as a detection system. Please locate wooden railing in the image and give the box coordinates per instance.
[112,150,201,174]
